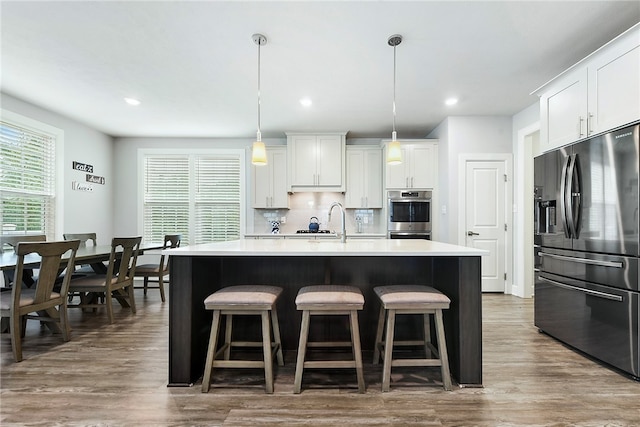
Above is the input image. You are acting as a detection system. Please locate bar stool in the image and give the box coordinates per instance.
[373,285,452,391]
[201,285,284,394]
[293,285,365,393]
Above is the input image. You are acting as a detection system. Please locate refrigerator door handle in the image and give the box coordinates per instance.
[539,276,623,302]
[565,154,579,239]
[537,251,624,268]
[560,155,572,238]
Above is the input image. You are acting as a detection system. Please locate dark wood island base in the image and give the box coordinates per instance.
[167,243,483,388]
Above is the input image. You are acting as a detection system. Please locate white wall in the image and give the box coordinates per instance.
[428,116,513,243]
[1,93,114,243]
[512,102,540,298]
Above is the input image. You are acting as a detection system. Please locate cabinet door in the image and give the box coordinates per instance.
[589,44,640,134]
[345,149,365,208]
[410,144,437,189]
[270,149,289,208]
[363,149,383,207]
[290,135,317,186]
[252,158,271,208]
[385,147,408,189]
[540,68,588,151]
[317,135,343,186]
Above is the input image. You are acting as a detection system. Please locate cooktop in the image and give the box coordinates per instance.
[295,230,332,234]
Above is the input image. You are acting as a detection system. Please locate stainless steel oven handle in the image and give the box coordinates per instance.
[539,276,623,301]
[538,252,623,268]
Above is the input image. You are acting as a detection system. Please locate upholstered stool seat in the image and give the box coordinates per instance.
[293,285,365,393]
[373,285,452,391]
[201,285,284,394]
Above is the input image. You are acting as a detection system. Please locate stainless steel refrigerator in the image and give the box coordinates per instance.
[534,121,639,380]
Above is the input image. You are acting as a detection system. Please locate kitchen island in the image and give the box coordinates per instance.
[165,238,486,387]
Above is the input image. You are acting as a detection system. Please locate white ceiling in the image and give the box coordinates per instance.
[1,1,639,139]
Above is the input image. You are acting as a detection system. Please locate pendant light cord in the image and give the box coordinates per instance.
[257,38,262,140]
[392,42,397,135]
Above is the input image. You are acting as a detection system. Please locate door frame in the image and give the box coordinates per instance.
[457,153,513,294]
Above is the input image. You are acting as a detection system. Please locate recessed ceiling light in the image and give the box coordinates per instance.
[299,97,312,107]
[124,97,141,106]
[445,97,458,106]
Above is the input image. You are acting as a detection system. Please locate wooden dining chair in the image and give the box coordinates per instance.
[134,234,181,302]
[63,233,103,274]
[0,239,80,362]
[68,236,142,324]
[1,234,46,287]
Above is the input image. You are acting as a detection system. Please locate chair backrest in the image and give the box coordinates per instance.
[11,240,80,306]
[1,235,46,253]
[160,234,182,270]
[63,233,97,247]
[105,236,142,287]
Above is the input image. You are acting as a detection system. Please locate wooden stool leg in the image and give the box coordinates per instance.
[202,310,221,393]
[271,307,284,366]
[373,304,386,364]
[382,308,396,392]
[293,310,310,394]
[223,314,233,360]
[435,309,452,391]
[349,310,365,393]
[423,312,432,357]
[261,310,274,394]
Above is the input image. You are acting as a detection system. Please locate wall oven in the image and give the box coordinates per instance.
[387,190,432,239]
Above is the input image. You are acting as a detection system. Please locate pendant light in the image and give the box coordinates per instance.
[387,34,403,165]
[251,33,267,165]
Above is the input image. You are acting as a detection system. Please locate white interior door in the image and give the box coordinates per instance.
[465,160,506,292]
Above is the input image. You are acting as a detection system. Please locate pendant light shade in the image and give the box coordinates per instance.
[251,33,268,166]
[387,34,403,165]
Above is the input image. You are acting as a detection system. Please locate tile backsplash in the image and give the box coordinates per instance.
[252,193,384,234]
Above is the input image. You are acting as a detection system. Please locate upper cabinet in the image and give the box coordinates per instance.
[287,132,346,192]
[536,24,639,153]
[384,140,438,190]
[252,146,289,209]
[344,146,383,208]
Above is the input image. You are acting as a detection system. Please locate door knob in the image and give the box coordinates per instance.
[467,231,480,236]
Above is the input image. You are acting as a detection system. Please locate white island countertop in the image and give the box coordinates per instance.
[164,238,487,257]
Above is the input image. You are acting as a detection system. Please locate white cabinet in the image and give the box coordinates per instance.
[344,146,383,208]
[252,147,289,208]
[287,132,346,192]
[384,140,438,189]
[537,24,639,153]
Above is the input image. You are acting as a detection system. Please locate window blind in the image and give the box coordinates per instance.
[142,153,241,245]
[0,121,56,239]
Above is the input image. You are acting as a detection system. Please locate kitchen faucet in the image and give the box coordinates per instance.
[328,201,347,243]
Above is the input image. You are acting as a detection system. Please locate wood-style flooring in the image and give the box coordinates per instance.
[1,286,639,426]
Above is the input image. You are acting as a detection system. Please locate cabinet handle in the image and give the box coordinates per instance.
[539,276,623,302]
[266,196,269,207]
[406,177,409,188]
[578,116,585,138]
[411,177,414,188]
[588,113,594,135]
[365,196,368,207]
[270,197,273,207]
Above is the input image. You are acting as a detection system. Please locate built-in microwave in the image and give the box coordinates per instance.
[387,190,432,237]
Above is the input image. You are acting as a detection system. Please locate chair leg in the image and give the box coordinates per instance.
[128,284,137,314]
[423,312,432,357]
[59,303,71,341]
[261,310,274,394]
[106,290,114,324]
[143,277,149,296]
[223,314,233,360]
[435,309,452,391]
[158,274,166,303]
[270,307,284,366]
[349,310,365,393]
[10,312,23,362]
[373,304,386,364]
[293,310,310,394]
[382,309,396,392]
[202,310,221,393]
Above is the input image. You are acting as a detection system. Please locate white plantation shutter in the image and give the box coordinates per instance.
[194,156,241,243]
[0,120,56,240]
[142,152,242,245]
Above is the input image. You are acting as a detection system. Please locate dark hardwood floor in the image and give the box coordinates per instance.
[1,286,639,426]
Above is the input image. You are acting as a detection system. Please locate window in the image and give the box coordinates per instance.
[141,151,244,245]
[1,112,61,241]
